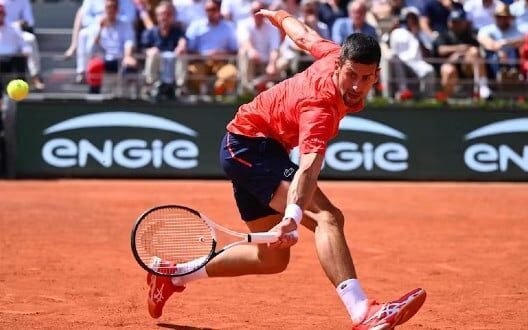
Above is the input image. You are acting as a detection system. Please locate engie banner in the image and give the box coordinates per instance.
[13,101,528,180]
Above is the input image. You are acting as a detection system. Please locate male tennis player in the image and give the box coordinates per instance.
[147,8,427,329]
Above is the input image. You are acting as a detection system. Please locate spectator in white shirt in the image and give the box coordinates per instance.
[389,6,435,99]
[72,0,136,84]
[237,0,281,94]
[85,0,138,94]
[1,0,44,90]
[0,1,30,98]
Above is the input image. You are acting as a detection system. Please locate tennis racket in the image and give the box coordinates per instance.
[131,205,297,276]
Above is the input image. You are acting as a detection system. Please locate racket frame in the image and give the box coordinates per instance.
[131,205,280,277]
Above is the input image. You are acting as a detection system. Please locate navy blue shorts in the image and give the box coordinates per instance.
[219,132,298,221]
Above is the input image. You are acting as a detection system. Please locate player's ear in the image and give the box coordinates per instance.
[374,67,381,83]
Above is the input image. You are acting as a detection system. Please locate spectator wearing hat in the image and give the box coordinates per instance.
[477,3,525,80]
[463,0,499,33]
[332,1,378,45]
[510,0,528,33]
[434,9,491,99]
[388,6,435,99]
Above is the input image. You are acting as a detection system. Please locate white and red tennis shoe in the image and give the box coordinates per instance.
[147,258,185,319]
[352,288,427,330]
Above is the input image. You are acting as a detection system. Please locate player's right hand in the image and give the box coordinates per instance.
[268,218,298,249]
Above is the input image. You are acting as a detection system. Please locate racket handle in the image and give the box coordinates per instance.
[249,232,280,244]
[249,230,299,244]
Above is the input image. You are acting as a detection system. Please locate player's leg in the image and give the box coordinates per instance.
[269,181,359,287]
[269,181,426,328]
[206,213,290,277]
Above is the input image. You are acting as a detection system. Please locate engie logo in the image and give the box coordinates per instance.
[464,118,528,173]
[291,117,408,172]
[41,112,199,169]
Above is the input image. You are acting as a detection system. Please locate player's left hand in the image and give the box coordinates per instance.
[268,218,298,249]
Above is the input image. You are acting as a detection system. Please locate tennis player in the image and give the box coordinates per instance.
[147,8,426,329]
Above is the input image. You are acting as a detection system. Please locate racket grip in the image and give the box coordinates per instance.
[249,230,299,244]
[249,232,280,244]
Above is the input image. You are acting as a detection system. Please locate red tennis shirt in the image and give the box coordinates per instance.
[226,38,364,155]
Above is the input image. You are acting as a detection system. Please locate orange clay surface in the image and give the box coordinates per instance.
[1,180,527,330]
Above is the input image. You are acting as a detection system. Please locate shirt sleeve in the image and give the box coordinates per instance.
[297,99,337,155]
[308,38,341,61]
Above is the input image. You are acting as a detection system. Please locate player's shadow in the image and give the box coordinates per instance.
[157,323,215,330]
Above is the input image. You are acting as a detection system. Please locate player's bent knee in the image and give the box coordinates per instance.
[257,246,290,274]
[318,208,345,230]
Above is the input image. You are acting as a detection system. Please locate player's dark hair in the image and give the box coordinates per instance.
[339,33,381,66]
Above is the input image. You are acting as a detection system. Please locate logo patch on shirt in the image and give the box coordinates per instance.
[283,167,295,177]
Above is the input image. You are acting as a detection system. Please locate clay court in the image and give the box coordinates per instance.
[1,180,527,329]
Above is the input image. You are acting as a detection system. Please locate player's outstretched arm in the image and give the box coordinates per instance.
[257,9,323,54]
[268,152,324,249]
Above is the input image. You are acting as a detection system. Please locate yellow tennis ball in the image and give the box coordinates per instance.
[7,79,29,101]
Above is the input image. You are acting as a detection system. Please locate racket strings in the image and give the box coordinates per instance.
[135,207,214,271]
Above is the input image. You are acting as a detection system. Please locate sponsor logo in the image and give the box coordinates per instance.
[291,117,408,172]
[283,167,295,178]
[464,118,528,173]
[41,112,199,169]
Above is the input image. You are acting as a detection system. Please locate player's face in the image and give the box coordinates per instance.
[336,60,379,107]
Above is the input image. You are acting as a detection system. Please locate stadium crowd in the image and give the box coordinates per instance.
[1,0,528,102]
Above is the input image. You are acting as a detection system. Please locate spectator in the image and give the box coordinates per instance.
[185,0,238,95]
[237,0,281,94]
[317,0,345,30]
[434,9,491,99]
[85,0,138,94]
[278,0,330,74]
[510,0,528,33]
[332,1,378,45]
[0,1,30,99]
[141,1,186,99]
[173,0,207,30]
[463,0,499,32]
[477,3,525,81]
[74,0,137,84]
[389,6,435,99]
[1,0,44,90]
[420,0,464,40]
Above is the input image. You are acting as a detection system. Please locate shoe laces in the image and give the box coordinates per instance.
[362,299,399,324]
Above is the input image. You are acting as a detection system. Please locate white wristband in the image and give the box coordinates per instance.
[284,203,303,224]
